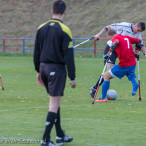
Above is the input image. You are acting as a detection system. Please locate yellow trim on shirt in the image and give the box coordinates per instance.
[38,19,72,39]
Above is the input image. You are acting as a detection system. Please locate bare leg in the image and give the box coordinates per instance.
[49,96,61,113]
[103,70,113,81]
[107,63,114,71]
[92,63,114,89]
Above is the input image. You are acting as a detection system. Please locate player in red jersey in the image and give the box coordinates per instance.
[96,29,142,102]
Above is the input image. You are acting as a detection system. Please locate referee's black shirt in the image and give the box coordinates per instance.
[33,19,75,80]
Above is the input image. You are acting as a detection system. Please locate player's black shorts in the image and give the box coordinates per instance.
[104,45,117,64]
[40,63,66,96]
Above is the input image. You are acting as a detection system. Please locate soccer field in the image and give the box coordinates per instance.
[0,56,146,146]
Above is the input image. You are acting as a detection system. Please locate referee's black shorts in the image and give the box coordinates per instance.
[40,63,66,96]
[104,45,117,64]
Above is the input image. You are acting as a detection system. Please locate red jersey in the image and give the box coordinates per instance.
[112,34,141,67]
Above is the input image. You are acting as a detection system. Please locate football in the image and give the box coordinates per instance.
[107,89,117,100]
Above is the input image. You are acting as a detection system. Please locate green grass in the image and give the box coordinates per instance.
[0,56,146,146]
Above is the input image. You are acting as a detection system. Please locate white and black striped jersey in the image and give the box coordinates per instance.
[110,22,142,40]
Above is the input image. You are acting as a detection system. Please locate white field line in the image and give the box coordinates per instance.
[0,102,146,112]
[0,106,47,112]
[0,137,40,144]
[87,144,123,146]
[0,137,39,141]
[0,137,120,146]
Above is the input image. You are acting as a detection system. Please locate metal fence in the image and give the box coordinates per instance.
[0,38,146,56]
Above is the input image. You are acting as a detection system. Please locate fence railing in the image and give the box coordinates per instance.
[0,38,146,56]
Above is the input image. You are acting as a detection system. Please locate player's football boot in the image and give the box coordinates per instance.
[95,98,107,102]
[90,87,96,98]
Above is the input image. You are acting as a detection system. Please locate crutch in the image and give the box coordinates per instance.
[73,37,94,48]
[0,74,4,90]
[92,50,112,104]
[137,51,141,101]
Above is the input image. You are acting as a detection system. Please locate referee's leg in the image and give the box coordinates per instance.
[42,96,60,143]
[49,96,61,113]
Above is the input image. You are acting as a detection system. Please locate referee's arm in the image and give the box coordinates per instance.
[65,45,76,80]
[33,29,41,73]
[62,35,75,80]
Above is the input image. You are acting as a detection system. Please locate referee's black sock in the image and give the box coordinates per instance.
[42,112,57,142]
[55,108,64,137]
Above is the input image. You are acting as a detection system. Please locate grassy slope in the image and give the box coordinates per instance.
[0,0,146,38]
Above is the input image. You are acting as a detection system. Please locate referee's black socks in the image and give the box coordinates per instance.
[55,107,65,137]
[42,112,57,142]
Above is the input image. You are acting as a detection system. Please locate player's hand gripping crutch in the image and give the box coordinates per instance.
[0,74,4,90]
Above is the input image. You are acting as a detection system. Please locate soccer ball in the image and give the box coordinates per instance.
[106,89,117,100]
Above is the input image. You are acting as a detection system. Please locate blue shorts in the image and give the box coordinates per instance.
[109,64,136,81]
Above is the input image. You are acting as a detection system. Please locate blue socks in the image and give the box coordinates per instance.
[101,81,110,99]
[131,78,139,96]
[101,78,138,98]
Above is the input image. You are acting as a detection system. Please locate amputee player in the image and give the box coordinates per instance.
[90,22,146,98]
[96,29,143,102]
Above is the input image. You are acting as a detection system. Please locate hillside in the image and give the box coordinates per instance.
[0,0,146,38]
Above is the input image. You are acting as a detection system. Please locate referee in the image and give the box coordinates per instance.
[33,0,76,146]
[90,22,146,98]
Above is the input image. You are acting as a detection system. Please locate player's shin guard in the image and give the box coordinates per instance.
[101,81,110,99]
[42,112,57,142]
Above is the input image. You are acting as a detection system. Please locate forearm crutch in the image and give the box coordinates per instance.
[92,61,108,104]
[137,51,141,101]
[0,74,4,90]
[73,37,94,48]
[92,50,112,104]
